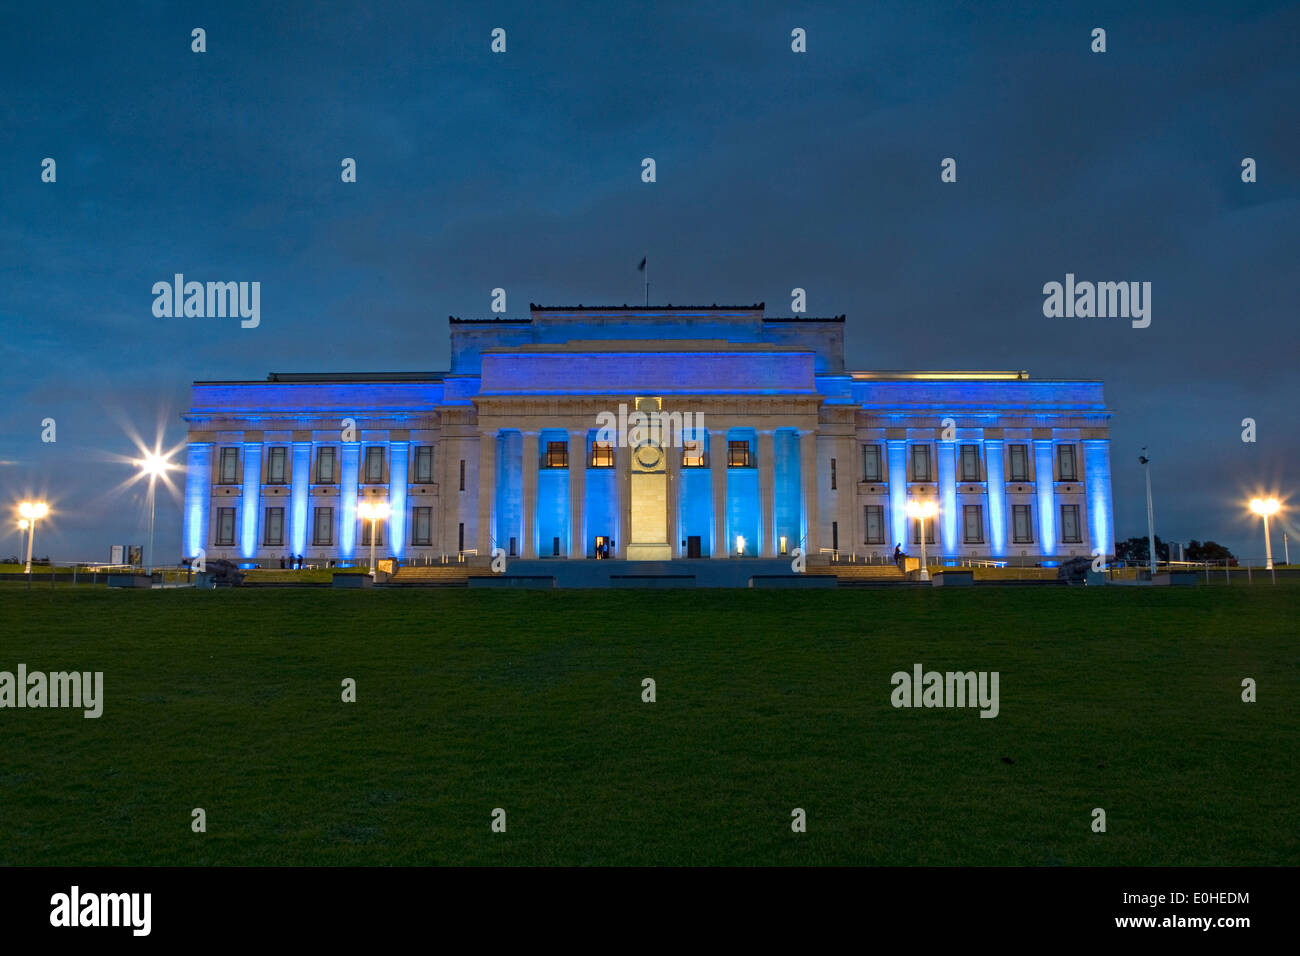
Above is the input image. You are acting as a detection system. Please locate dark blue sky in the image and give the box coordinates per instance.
[3,0,1297,562]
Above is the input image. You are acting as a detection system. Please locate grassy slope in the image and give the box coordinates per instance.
[1,585,1296,866]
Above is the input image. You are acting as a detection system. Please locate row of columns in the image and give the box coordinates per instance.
[477,427,819,560]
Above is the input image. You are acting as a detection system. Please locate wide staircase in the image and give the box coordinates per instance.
[387,564,473,587]
[807,563,907,584]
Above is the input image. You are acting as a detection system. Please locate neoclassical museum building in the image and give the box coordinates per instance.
[181,303,1114,568]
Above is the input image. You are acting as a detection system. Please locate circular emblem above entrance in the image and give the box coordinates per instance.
[634,442,663,469]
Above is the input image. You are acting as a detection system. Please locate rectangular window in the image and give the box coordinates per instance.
[412,507,432,546]
[963,504,984,544]
[313,507,334,546]
[266,447,287,484]
[1012,504,1033,543]
[215,507,236,546]
[682,438,706,468]
[219,447,240,484]
[545,441,569,468]
[1057,444,1078,481]
[830,458,837,490]
[263,507,284,546]
[414,446,434,483]
[864,505,885,545]
[1061,504,1082,543]
[459,459,466,491]
[960,444,980,482]
[911,444,932,482]
[590,442,614,468]
[1009,444,1030,482]
[364,446,384,483]
[360,517,384,547]
[316,447,337,484]
[458,522,465,553]
[911,518,936,545]
[862,444,883,482]
[728,440,751,468]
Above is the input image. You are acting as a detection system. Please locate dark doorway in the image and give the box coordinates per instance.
[686,535,702,559]
[552,536,560,557]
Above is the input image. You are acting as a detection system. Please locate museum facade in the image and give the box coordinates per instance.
[180,303,1114,566]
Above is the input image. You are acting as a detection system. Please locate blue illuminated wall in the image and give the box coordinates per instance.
[1083,440,1114,557]
[773,429,800,553]
[985,441,1007,556]
[537,430,569,556]
[388,441,409,558]
[240,443,262,559]
[183,442,212,558]
[339,443,359,559]
[290,442,310,555]
[887,439,907,549]
[679,466,711,555]
[727,429,758,554]
[586,464,616,555]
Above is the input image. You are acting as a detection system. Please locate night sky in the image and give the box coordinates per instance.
[3,0,1297,562]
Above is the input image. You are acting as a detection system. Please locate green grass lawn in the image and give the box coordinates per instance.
[1,584,1296,866]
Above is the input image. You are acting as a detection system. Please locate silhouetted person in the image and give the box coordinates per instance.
[893,543,904,567]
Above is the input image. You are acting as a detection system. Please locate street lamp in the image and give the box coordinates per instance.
[1139,449,1157,575]
[1248,498,1280,571]
[357,500,390,579]
[135,452,174,574]
[18,501,49,574]
[905,499,938,582]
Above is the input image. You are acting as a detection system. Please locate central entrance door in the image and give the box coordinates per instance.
[626,396,672,561]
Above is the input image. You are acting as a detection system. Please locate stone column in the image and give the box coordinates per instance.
[667,441,681,558]
[476,430,496,559]
[937,439,957,558]
[616,441,631,559]
[1034,438,1057,558]
[758,429,776,557]
[710,427,728,558]
[240,442,263,560]
[568,427,586,558]
[800,429,819,558]
[1082,439,1113,559]
[521,431,539,559]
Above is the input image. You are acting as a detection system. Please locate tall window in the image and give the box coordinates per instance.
[215,507,236,546]
[414,446,434,483]
[864,505,885,545]
[1057,444,1078,481]
[728,441,752,468]
[963,504,984,544]
[1009,444,1030,481]
[360,518,384,547]
[911,444,932,482]
[911,518,936,545]
[313,507,334,546]
[266,447,287,484]
[315,447,337,484]
[264,507,284,546]
[682,438,706,468]
[862,444,883,482]
[590,442,614,467]
[545,441,569,468]
[960,444,980,481]
[364,446,384,483]
[1061,504,1082,543]
[459,459,466,491]
[412,507,433,546]
[1012,504,1033,543]
[218,447,240,484]
[830,458,837,490]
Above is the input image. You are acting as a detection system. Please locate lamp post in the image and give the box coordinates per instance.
[357,501,390,579]
[1139,449,1157,574]
[18,502,49,574]
[135,453,173,574]
[1249,498,1280,571]
[906,499,938,582]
